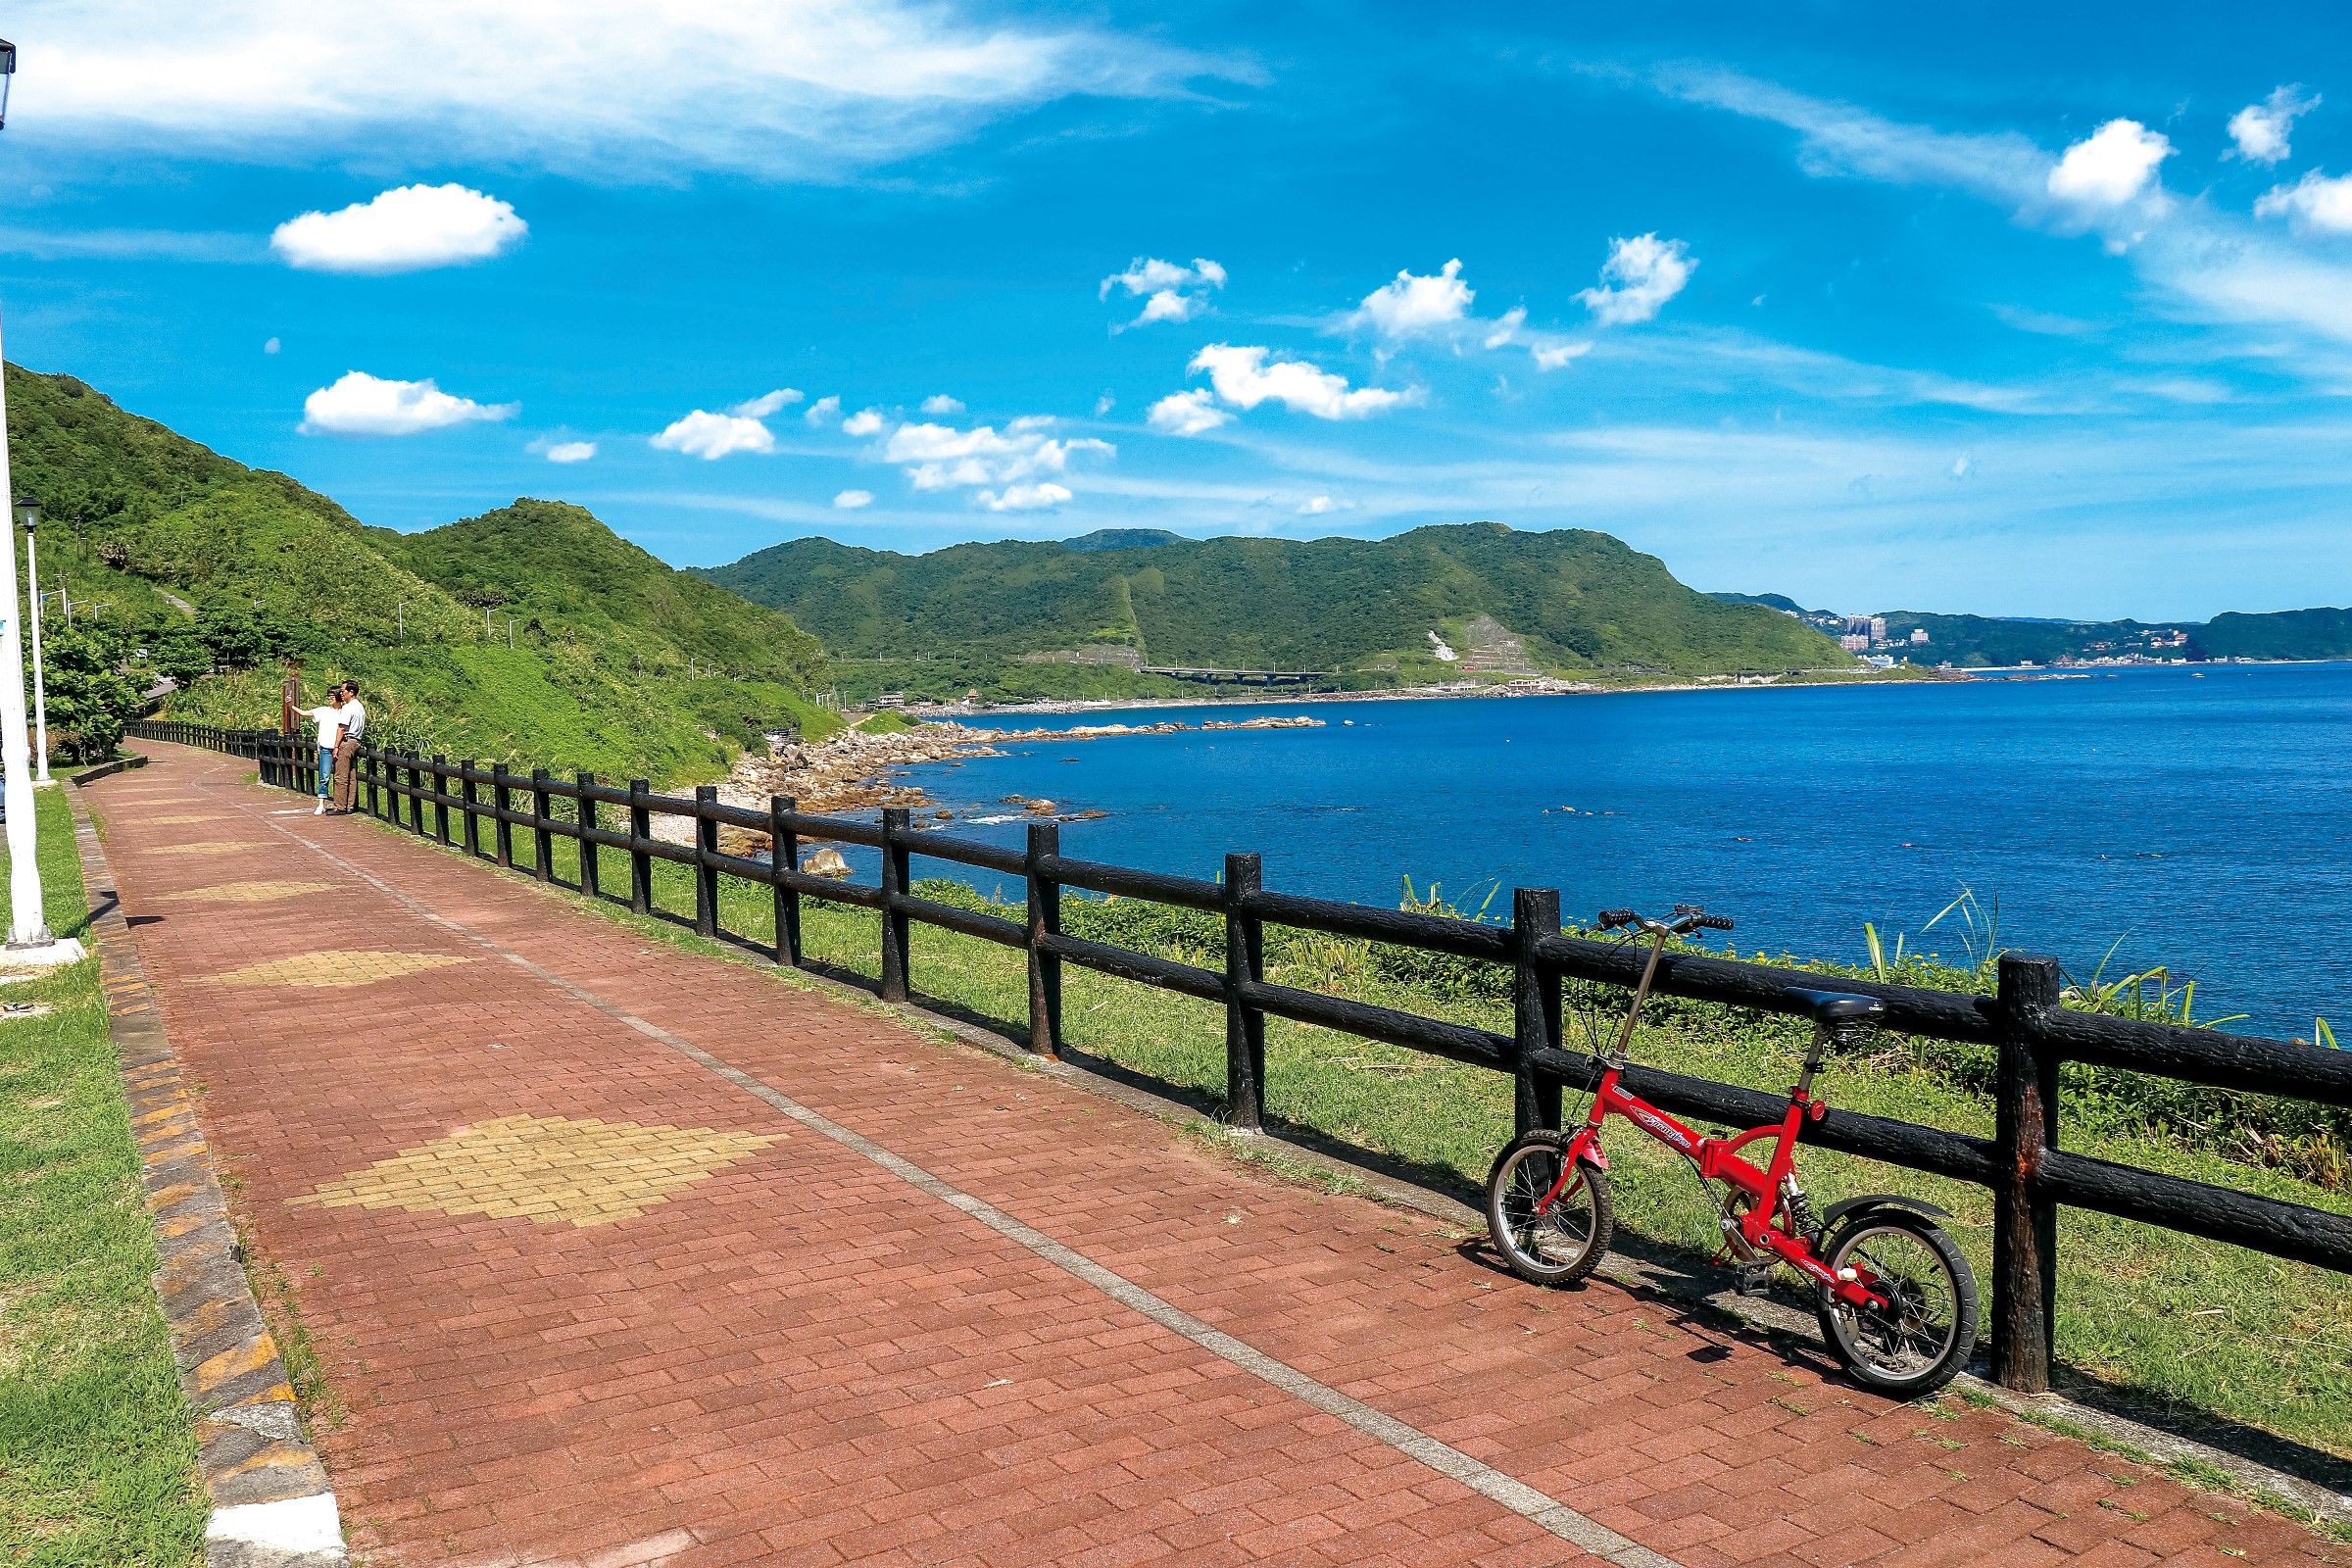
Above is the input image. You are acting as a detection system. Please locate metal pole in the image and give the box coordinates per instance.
[0,315,53,948]
[22,523,44,785]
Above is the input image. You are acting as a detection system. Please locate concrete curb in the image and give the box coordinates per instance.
[69,789,348,1568]
[69,753,149,785]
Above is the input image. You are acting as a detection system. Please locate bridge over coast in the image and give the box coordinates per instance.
[1142,664,1337,687]
[85,738,2345,1568]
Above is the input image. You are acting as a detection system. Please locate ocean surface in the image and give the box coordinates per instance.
[860,663,2351,1039]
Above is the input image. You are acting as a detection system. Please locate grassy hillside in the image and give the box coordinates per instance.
[704,523,1849,701]
[3,365,834,780]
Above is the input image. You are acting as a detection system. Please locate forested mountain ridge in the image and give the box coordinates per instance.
[3,364,831,779]
[703,522,1850,700]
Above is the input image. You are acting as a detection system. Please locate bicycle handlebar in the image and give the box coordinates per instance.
[1594,906,1734,936]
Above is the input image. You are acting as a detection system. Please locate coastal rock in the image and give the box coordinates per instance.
[800,847,852,878]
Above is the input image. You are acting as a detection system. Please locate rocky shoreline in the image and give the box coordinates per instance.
[662,713,1321,849]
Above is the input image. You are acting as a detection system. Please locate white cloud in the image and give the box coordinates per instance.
[1093,392,1115,416]
[652,409,775,460]
[1351,259,1472,336]
[920,394,964,415]
[732,388,803,417]
[2228,86,2317,166]
[1577,234,1696,325]
[804,395,842,425]
[30,1,1237,179]
[833,489,874,510]
[1147,389,1231,436]
[2255,170,2352,235]
[842,408,887,436]
[883,416,1112,495]
[1101,256,1226,327]
[1298,495,1354,514]
[263,336,280,355]
[1482,307,1526,349]
[270,183,524,273]
[1949,455,1974,480]
[979,482,1072,512]
[542,440,596,463]
[298,370,516,436]
[1532,342,1592,370]
[1187,344,1409,419]
[2048,120,2172,207]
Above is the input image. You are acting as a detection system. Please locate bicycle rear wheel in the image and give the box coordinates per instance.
[1815,1210,1978,1394]
[1486,1131,1613,1286]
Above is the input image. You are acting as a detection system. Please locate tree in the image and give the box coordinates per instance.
[42,624,139,762]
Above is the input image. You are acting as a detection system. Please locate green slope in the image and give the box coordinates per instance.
[703,522,1849,700]
[3,364,832,780]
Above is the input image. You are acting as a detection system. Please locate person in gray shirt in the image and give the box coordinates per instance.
[330,680,367,813]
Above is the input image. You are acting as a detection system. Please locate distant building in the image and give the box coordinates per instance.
[1909,628,1929,645]
[1869,616,1887,641]
[1838,633,1871,652]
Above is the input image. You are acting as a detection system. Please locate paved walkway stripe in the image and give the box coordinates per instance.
[261,811,1682,1568]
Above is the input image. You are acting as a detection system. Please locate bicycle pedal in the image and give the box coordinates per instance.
[1734,1264,1775,1298]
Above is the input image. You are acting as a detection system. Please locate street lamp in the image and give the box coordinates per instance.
[0,41,74,960]
[15,502,44,785]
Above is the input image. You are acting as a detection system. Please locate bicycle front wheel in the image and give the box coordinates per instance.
[1816,1210,1978,1395]
[1486,1131,1613,1286]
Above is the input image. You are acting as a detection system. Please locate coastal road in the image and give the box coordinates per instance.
[88,740,2340,1568]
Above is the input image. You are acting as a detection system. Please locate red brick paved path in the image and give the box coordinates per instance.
[93,743,2340,1568]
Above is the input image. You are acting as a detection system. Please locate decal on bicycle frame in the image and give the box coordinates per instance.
[1626,1105,1692,1153]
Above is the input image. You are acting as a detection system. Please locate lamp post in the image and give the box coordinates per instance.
[16,503,44,785]
[0,41,77,963]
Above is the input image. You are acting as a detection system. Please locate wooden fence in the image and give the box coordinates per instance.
[128,719,2352,1394]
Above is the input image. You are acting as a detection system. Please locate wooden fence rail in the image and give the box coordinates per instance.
[129,719,2352,1394]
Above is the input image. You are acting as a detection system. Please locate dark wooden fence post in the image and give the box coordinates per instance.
[431,757,452,846]
[411,757,430,833]
[1024,822,1063,1056]
[460,762,481,858]
[770,796,800,966]
[1222,852,1267,1132]
[577,772,600,900]
[693,785,719,938]
[1512,888,1565,1137]
[1993,953,2064,1393]
[365,747,380,819]
[878,807,911,1003]
[492,763,514,868]
[628,780,653,915]
[531,767,554,883]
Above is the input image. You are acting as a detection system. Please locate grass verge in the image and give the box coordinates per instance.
[352,791,2352,1467]
[0,787,205,1566]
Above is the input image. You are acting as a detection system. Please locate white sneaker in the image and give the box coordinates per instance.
[314,801,326,814]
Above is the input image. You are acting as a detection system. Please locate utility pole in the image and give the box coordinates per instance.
[397,601,406,641]
[17,505,44,784]
[506,616,520,650]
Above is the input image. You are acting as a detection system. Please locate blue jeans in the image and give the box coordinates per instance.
[318,747,335,800]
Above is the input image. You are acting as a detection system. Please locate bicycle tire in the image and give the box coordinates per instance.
[1485,1131,1614,1286]
[1815,1210,1979,1395]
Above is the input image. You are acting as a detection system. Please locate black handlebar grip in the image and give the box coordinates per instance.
[1698,913,1735,931]
[1597,908,1636,929]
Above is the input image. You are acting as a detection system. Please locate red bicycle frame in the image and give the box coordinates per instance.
[1540,1067,1887,1312]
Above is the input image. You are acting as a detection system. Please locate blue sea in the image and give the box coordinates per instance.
[869,663,2351,1039]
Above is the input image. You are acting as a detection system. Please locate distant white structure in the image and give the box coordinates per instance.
[1427,630,1458,662]
[1838,633,1871,653]
[1910,627,1930,645]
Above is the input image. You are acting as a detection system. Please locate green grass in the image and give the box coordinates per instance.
[352,787,2352,1464]
[0,788,205,1567]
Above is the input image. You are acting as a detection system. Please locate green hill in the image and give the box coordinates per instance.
[3,364,832,780]
[702,523,1850,701]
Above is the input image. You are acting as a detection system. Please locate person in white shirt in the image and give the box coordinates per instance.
[330,681,367,813]
[303,697,343,814]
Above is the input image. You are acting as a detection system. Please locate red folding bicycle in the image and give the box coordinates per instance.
[1485,905,1980,1394]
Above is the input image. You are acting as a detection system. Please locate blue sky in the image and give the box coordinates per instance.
[6,1,2352,619]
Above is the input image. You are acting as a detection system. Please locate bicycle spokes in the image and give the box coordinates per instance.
[1832,1229,1958,1375]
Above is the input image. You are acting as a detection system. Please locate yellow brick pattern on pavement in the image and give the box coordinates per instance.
[203,951,472,989]
[150,841,263,857]
[143,813,234,826]
[287,1114,785,1228]
[164,880,340,905]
